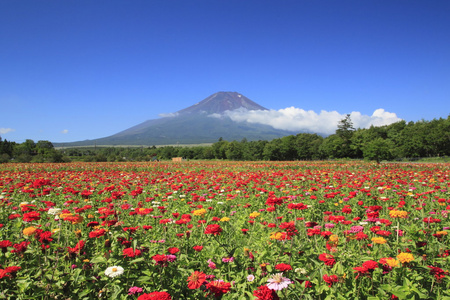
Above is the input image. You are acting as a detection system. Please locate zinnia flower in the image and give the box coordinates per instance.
[137,291,172,300]
[104,266,124,278]
[318,253,336,267]
[353,266,370,279]
[275,263,292,272]
[187,271,206,289]
[397,252,414,264]
[389,210,408,218]
[322,274,339,287]
[427,266,449,282]
[23,227,37,237]
[205,280,231,297]
[371,237,387,244]
[362,260,378,270]
[48,208,62,216]
[253,285,279,300]
[204,224,223,235]
[249,212,261,218]
[193,245,203,252]
[266,273,292,291]
[23,211,40,222]
[123,247,142,258]
[385,258,399,268]
[128,286,143,295]
[193,208,207,216]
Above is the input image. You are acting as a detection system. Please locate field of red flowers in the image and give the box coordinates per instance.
[0,161,449,299]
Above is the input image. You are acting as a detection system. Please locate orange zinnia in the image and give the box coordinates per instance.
[187,271,206,289]
[23,226,37,237]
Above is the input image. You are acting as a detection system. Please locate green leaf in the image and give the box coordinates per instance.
[129,257,145,264]
[90,255,107,264]
[16,279,31,292]
[137,276,152,283]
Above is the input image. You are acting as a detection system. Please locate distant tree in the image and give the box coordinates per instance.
[294,133,323,160]
[0,136,15,158]
[279,135,298,160]
[335,114,356,158]
[262,139,283,160]
[225,141,243,160]
[336,114,355,139]
[318,134,345,159]
[242,140,267,161]
[362,138,394,163]
[212,138,228,159]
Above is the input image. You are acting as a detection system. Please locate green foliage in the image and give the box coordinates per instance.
[3,115,450,163]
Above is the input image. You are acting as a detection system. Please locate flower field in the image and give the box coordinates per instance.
[0,161,449,299]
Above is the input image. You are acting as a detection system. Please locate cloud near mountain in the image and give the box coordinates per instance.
[0,128,15,135]
[210,107,402,135]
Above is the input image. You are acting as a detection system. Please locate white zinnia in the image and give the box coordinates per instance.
[48,208,62,216]
[104,266,124,278]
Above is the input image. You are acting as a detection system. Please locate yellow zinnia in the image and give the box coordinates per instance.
[193,208,207,216]
[389,210,408,219]
[23,226,37,237]
[59,213,73,219]
[329,235,339,243]
[385,258,399,268]
[249,212,261,219]
[220,217,230,222]
[270,232,288,241]
[397,252,414,264]
[371,237,387,244]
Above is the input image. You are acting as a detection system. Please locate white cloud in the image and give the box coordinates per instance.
[0,128,15,135]
[61,129,69,134]
[159,112,179,118]
[210,107,402,135]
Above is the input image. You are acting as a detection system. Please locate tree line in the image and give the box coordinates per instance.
[1,115,449,163]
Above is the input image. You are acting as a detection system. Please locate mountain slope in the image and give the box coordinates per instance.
[57,92,294,146]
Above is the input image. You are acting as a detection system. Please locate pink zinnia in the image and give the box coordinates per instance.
[266,273,292,291]
[128,286,143,295]
[207,259,217,269]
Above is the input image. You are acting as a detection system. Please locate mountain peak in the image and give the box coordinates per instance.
[175,91,267,115]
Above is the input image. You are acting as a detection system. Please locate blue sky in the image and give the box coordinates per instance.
[1,0,449,143]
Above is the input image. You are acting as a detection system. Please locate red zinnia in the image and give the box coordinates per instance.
[253,285,280,300]
[206,280,231,297]
[0,240,12,252]
[67,240,85,257]
[275,263,292,272]
[137,291,172,300]
[152,254,167,266]
[89,228,106,238]
[23,211,40,222]
[187,271,206,289]
[11,241,30,255]
[193,245,203,252]
[353,266,370,279]
[204,224,223,235]
[323,274,339,287]
[428,266,449,282]
[167,247,179,254]
[123,247,142,258]
[362,260,378,270]
[318,253,336,267]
